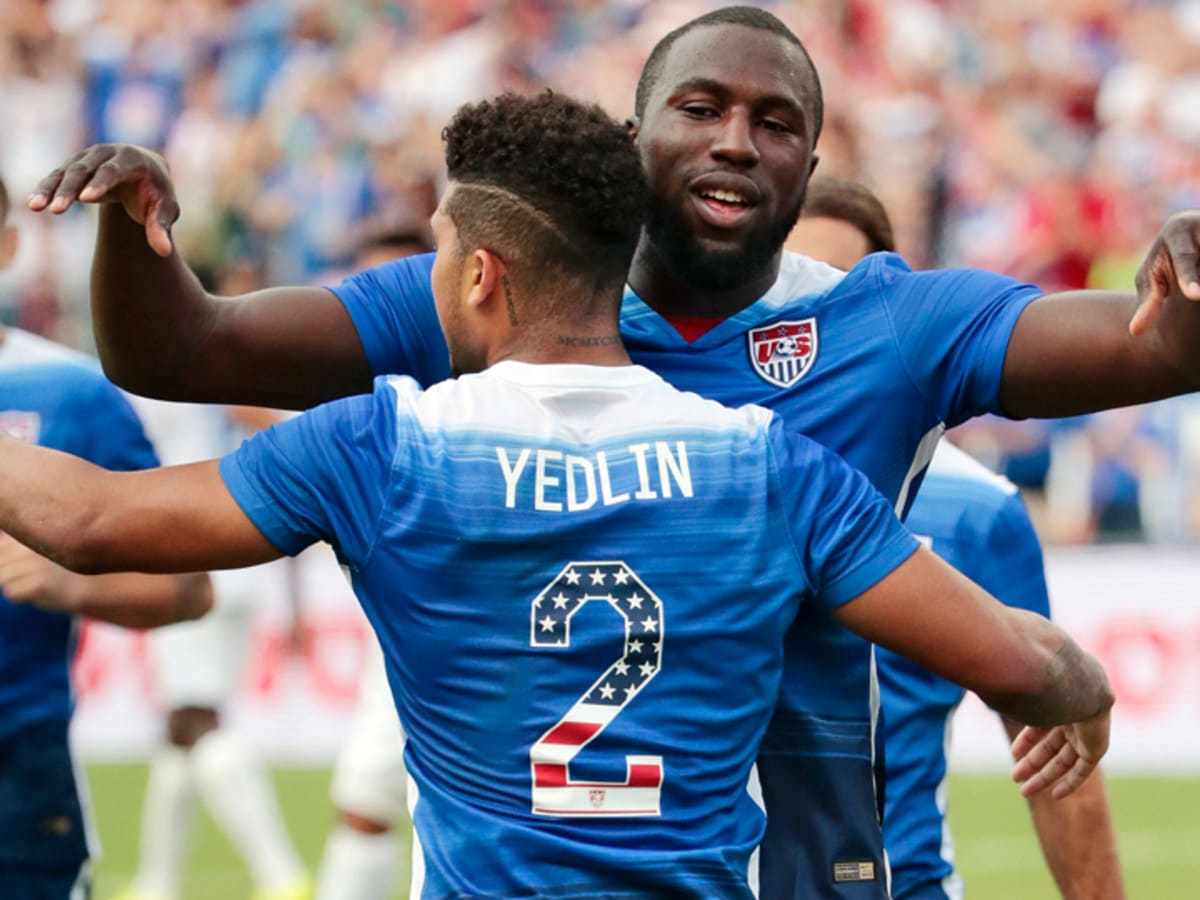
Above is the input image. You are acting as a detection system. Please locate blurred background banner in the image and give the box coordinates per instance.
[72,545,368,764]
[951,545,1200,775]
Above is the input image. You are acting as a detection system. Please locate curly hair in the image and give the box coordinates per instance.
[442,91,647,303]
[634,6,822,141]
[801,176,895,255]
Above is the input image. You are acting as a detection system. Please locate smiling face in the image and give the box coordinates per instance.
[634,24,820,290]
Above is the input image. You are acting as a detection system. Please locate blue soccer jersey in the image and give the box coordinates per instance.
[0,330,159,739]
[220,363,919,898]
[879,442,1050,900]
[0,328,158,876]
[329,249,1042,896]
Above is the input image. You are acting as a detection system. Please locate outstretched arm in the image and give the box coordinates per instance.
[0,435,281,574]
[1001,212,1200,417]
[28,145,373,409]
[1000,717,1126,899]
[834,547,1113,797]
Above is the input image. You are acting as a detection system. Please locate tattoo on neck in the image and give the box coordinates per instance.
[501,275,518,326]
[556,335,622,347]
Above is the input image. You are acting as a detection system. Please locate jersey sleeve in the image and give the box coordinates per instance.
[768,418,921,606]
[72,373,159,471]
[218,378,403,566]
[870,254,1042,426]
[325,253,453,387]
[959,491,1051,618]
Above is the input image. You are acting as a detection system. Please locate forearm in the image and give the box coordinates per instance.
[0,438,282,574]
[66,571,213,629]
[0,437,120,572]
[981,615,1114,727]
[1001,291,1200,418]
[1003,719,1126,898]
[92,205,216,398]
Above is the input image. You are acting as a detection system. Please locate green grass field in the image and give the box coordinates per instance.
[85,765,1200,899]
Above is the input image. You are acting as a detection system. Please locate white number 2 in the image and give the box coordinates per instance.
[529,561,664,816]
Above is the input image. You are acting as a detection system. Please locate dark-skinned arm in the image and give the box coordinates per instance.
[0,436,282,575]
[29,145,373,409]
[1000,717,1126,899]
[834,546,1113,799]
[1001,212,1200,417]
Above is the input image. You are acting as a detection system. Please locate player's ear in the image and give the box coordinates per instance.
[807,153,820,180]
[466,248,504,313]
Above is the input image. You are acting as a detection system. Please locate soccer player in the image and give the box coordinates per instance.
[0,173,212,899]
[791,175,1126,899]
[26,5,1193,896]
[8,90,1114,898]
[115,402,311,900]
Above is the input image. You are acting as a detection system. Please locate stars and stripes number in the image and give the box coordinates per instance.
[529,561,664,816]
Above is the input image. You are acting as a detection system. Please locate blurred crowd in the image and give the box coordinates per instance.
[2,0,1200,543]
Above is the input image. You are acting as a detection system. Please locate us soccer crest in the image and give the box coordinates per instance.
[747,318,818,388]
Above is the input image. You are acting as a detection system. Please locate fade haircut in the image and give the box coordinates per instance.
[634,5,823,140]
[801,176,895,254]
[441,92,647,307]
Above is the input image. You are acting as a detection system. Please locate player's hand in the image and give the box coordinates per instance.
[1010,707,1111,800]
[0,534,82,614]
[1129,211,1200,336]
[27,143,178,258]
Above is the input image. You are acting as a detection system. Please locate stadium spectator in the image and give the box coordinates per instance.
[0,170,212,899]
[3,89,1113,898]
[790,173,1126,900]
[27,5,1200,897]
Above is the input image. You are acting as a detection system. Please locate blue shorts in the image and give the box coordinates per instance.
[0,716,92,891]
[756,712,888,900]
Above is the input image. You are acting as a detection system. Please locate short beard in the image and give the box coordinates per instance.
[643,191,805,292]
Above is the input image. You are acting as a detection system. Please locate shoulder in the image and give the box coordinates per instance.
[327,252,435,300]
[754,251,847,313]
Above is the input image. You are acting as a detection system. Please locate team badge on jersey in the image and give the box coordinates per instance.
[747,319,818,388]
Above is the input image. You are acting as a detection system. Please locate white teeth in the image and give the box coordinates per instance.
[701,189,748,205]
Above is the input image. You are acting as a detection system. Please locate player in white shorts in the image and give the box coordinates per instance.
[117,401,311,900]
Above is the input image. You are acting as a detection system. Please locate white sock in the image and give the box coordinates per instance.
[130,746,196,898]
[189,728,307,890]
[315,826,400,900]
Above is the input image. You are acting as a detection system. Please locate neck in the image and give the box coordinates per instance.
[486,319,632,369]
[626,235,782,319]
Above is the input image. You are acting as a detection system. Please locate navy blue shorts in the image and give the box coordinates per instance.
[756,712,888,900]
[0,717,92,895]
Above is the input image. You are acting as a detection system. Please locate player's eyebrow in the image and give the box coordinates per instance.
[668,77,730,102]
[668,77,805,118]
